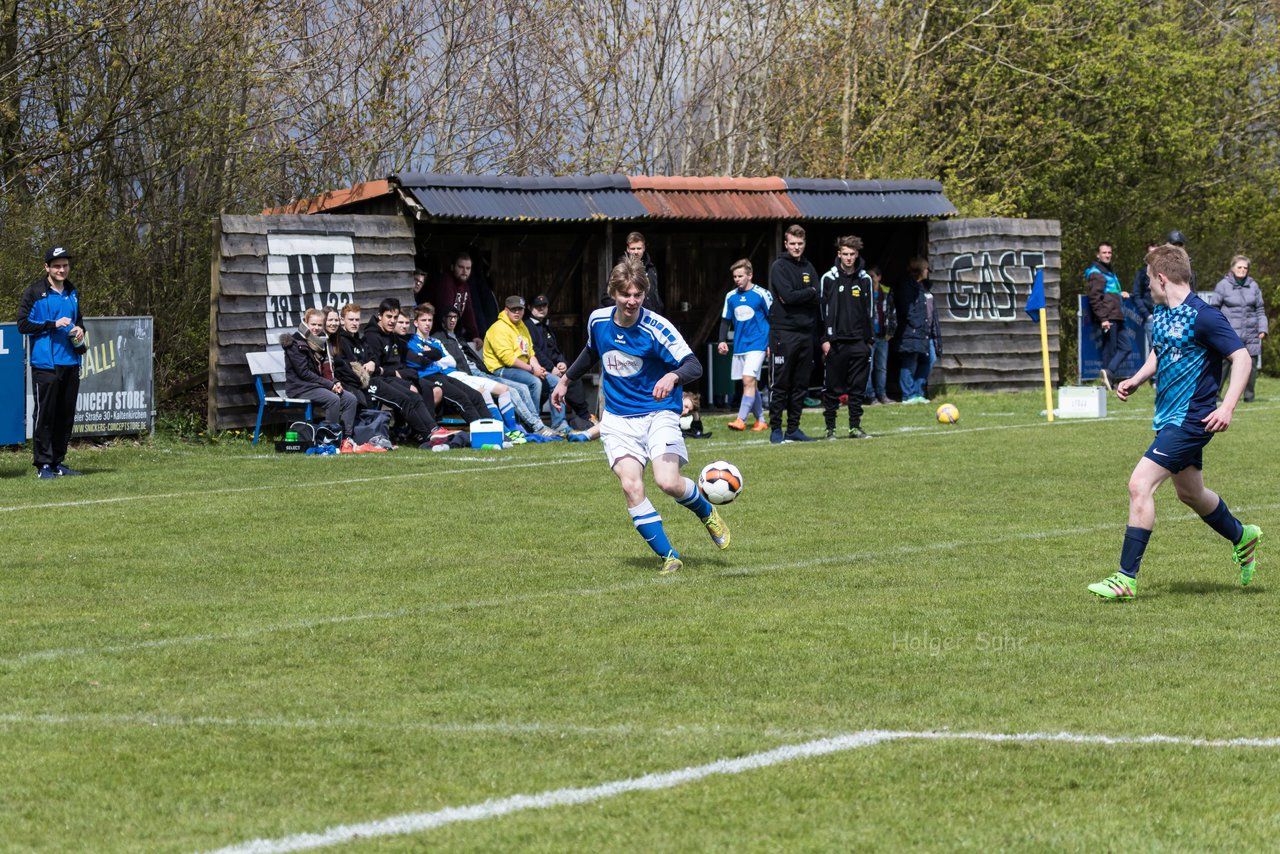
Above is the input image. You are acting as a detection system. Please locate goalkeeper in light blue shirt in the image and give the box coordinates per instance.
[552,258,730,575]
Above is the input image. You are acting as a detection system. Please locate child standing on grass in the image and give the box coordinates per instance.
[1089,244,1262,600]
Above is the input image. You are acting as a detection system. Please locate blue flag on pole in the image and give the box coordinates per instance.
[1025,267,1045,321]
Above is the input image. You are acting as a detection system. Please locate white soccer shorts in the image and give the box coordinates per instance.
[731,350,766,380]
[601,409,687,468]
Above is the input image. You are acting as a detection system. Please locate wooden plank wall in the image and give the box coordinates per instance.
[208,213,416,430]
[928,218,1061,391]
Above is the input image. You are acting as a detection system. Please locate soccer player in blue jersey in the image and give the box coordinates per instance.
[552,257,729,574]
[1089,244,1262,600]
[717,259,773,432]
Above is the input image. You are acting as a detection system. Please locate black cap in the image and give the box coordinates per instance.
[44,246,71,264]
[531,294,549,307]
[1166,230,1187,246]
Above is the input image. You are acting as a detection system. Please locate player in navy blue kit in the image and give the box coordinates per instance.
[1089,244,1262,599]
[553,258,729,574]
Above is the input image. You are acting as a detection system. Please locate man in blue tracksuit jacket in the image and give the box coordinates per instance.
[17,246,87,478]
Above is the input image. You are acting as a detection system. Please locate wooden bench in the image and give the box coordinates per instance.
[247,350,313,444]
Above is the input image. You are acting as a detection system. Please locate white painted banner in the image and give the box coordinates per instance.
[264,234,356,346]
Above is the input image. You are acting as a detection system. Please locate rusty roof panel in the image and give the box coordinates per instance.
[632,190,801,220]
[263,180,392,215]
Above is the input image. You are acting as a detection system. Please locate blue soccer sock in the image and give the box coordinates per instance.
[630,499,676,558]
[676,477,713,520]
[496,392,519,431]
[1119,526,1152,577]
[1201,498,1244,543]
[737,393,755,422]
[486,403,502,420]
[752,392,764,420]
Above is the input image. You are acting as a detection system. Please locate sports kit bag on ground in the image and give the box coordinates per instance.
[288,420,342,446]
[353,409,391,445]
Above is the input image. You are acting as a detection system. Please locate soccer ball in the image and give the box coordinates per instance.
[936,403,960,424]
[698,460,743,505]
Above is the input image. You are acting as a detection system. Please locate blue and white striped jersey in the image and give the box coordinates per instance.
[587,306,693,416]
[720,285,772,354]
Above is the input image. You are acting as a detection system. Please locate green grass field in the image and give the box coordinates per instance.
[2,383,1277,852]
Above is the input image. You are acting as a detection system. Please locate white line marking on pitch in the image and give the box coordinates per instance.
[0,518,1123,670]
[12,403,1252,516]
[0,712,832,741]
[5,501,1272,672]
[200,727,1280,854]
[0,456,602,514]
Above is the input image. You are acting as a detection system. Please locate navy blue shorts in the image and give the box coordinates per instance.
[1143,424,1212,473]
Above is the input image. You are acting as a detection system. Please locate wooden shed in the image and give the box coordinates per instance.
[208,174,1060,430]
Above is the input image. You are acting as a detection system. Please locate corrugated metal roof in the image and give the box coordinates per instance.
[632,190,801,220]
[392,172,648,222]
[783,177,958,220]
[268,173,956,222]
[628,175,798,218]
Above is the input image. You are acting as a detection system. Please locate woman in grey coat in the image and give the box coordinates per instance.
[1213,255,1268,401]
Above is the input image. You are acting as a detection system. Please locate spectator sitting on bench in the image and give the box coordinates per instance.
[282,308,357,449]
[484,295,564,436]
[406,303,493,426]
[359,299,448,444]
[423,306,527,442]
[528,294,594,430]
[437,306,550,438]
[331,302,375,409]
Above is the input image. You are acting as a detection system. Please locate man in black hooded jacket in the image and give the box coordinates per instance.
[819,235,875,439]
[766,224,820,443]
[349,299,442,440]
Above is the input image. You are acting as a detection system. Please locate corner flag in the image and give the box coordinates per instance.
[1025,267,1046,321]
[1025,266,1053,422]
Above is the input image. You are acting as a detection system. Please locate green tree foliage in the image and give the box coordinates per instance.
[793,0,1280,376]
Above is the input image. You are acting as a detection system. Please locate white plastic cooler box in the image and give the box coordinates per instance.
[1057,386,1107,418]
[469,418,503,448]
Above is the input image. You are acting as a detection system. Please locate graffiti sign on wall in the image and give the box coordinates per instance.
[944,250,1046,321]
[265,233,355,346]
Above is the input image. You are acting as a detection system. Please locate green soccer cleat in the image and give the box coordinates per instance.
[1234,524,1263,586]
[702,506,730,550]
[659,552,683,575]
[1088,572,1137,600]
